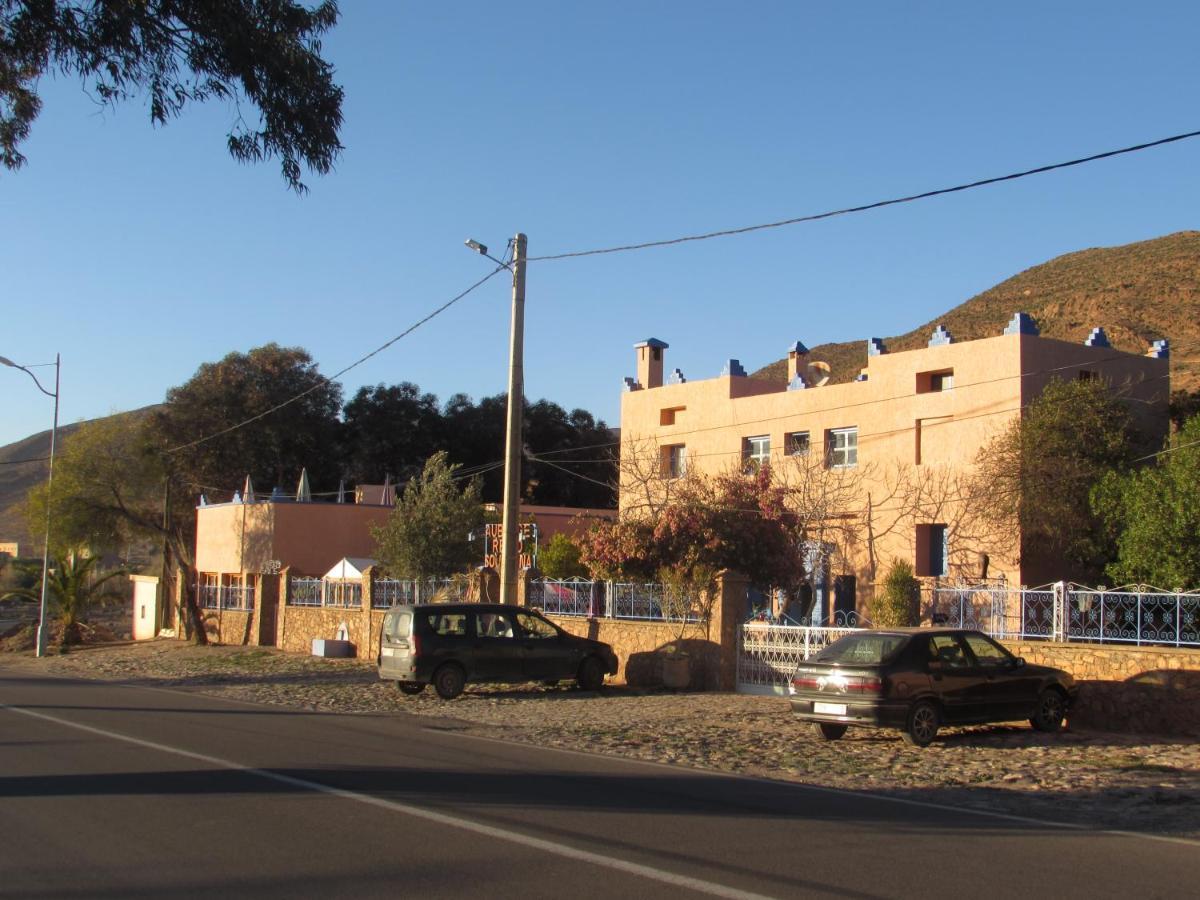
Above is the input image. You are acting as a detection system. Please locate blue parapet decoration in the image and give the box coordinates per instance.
[721,359,747,377]
[855,372,869,382]
[622,376,640,392]
[667,368,687,385]
[867,337,887,356]
[1084,327,1111,348]
[1003,312,1039,336]
[1148,338,1170,360]
[788,340,810,356]
[788,376,807,391]
[928,325,953,347]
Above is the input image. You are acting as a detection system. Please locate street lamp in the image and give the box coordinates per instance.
[0,354,60,658]
[465,234,527,604]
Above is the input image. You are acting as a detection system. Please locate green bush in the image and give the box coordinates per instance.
[872,559,920,627]
[538,533,587,579]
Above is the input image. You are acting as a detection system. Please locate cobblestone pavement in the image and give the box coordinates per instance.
[4,640,1198,839]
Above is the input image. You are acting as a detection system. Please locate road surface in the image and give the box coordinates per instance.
[0,667,1194,898]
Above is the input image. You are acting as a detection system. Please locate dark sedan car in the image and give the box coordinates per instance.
[789,628,1077,746]
[378,603,619,699]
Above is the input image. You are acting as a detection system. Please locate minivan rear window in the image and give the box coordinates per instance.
[383,611,412,642]
[425,612,467,636]
[815,633,908,665]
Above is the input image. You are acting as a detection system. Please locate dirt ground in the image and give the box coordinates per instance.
[3,638,1198,839]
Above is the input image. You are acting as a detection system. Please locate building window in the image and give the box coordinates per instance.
[662,444,686,479]
[742,435,770,470]
[915,523,948,577]
[826,427,857,469]
[786,431,810,456]
[660,406,685,426]
[917,368,954,393]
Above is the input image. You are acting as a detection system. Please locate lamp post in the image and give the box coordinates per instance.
[465,235,527,604]
[0,354,60,657]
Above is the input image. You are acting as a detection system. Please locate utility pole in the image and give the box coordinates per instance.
[500,233,527,604]
[35,354,60,658]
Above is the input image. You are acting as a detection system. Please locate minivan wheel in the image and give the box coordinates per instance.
[397,681,425,696]
[814,722,848,741]
[433,664,466,700]
[902,700,940,747]
[576,656,604,691]
[1030,688,1066,732]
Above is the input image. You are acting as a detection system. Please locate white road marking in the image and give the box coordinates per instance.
[1,703,777,900]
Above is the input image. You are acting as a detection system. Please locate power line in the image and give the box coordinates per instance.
[528,128,1200,261]
[165,265,509,455]
[0,455,49,466]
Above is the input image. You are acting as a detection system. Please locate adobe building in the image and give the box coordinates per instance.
[618,316,1170,620]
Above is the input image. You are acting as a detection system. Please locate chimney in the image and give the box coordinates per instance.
[786,341,810,385]
[634,338,668,389]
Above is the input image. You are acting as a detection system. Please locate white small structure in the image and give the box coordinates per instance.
[322,557,377,581]
[131,575,161,641]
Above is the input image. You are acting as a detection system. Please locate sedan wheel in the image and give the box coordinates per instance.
[576,656,604,691]
[813,722,848,741]
[1030,688,1066,732]
[902,700,939,747]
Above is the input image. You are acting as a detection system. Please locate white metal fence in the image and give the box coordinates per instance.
[931,582,1200,648]
[372,578,467,608]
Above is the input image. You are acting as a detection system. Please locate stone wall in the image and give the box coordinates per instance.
[1002,640,1200,736]
[550,616,723,688]
[200,608,254,646]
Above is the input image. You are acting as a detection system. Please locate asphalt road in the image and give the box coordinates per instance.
[0,668,1194,899]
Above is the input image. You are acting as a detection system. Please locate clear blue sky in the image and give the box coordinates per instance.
[2,1,1198,458]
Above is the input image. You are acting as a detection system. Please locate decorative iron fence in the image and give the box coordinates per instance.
[372,578,468,608]
[1064,586,1200,647]
[929,582,1200,648]
[528,578,598,617]
[610,581,700,623]
[736,623,860,694]
[288,577,323,607]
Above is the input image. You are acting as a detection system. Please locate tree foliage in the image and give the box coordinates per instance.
[976,377,1144,583]
[1092,414,1200,589]
[537,532,586,579]
[341,382,443,485]
[371,452,485,579]
[0,0,344,192]
[150,343,343,497]
[579,466,809,605]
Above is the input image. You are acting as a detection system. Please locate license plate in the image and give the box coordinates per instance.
[813,702,847,716]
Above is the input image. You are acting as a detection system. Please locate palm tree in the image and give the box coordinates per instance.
[2,555,127,647]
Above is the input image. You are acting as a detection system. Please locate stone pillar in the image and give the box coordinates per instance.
[276,567,291,650]
[360,566,376,661]
[517,568,540,607]
[714,571,749,691]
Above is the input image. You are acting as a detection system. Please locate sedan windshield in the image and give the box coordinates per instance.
[815,633,909,665]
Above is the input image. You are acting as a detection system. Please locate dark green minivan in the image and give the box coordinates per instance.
[378,603,619,699]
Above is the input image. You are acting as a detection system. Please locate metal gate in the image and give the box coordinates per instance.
[736,623,859,695]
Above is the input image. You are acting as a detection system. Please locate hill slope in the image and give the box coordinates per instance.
[0,408,158,553]
[754,231,1200,392]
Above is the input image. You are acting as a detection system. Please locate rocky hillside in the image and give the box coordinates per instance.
[754,231,1200,392]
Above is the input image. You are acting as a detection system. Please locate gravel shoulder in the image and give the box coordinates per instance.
[4,639,1198,839]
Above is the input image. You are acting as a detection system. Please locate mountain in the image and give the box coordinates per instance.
[0,408,158,554]
[753,231,1200,393]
